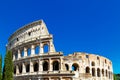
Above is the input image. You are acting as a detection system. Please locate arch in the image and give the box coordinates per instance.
[106,70,108,77]
[97,56,99,60]
[43,61,49,71]
[26,64,30,73]
[15,53,18,59]
[97,68,100,77]
[35,46,40,54]
[43,44,49,53]
[53,61,59,71]
[19,64,22,73]
[92,68,95,76]
[109,71,110,79]
[65,64,69,71]
[86,67,90,73]
[91,61,95,66]
[27,48,31,56]
[14,66,16,74]
[21,50,24,57]
[102,69,104,76]
[72,63,79,71]
[33,62,39,72]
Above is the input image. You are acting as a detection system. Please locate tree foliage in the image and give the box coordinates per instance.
[3,51,13,80]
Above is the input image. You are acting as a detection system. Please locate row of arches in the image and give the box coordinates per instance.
[14,60,60,74]
[85,67,112,79]
[64,63,112,79]
[14,44,49,60]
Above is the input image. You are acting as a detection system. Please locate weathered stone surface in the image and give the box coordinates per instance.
[7,20,113,80]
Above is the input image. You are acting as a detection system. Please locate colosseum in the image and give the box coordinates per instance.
[7,20,113,80]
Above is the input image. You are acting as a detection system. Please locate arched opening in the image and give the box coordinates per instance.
[14,66,16,74]
[34,62,39,72]
[106,70,108,77]
[102,69,104,76]
[97,68,100,77]
[109,71,110,79]
[97,56,99,60]
[35,46,39,54]
[72,63,79,71]
[43,44,49,53]
[26,64,30,73]
[65,64,69,71]
[92,68,95,76]
[43,61,49,71]
[21,50,24,57]
[15,53,18,60]
[27,48,31,56]
[86,67,90,73]
[91,61,95,66]
[53,61,59,71]
[19,65,22,74]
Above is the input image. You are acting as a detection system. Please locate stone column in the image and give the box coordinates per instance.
[30,60,34,73]
[95,68,97,78]
[60,58,63,71]
[69,63,72,71]
[16,65,19,75]
[40,43,44,54]
[31,45,35,55]
[49,58,52,71]
[39,59,43,72]
[24,47,27,57]
[13,54,15,61]
[18,49,21,59]
[22,62,26,74]
[49,40,56,53]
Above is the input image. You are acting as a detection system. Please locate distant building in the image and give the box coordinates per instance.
[7,20,113,80]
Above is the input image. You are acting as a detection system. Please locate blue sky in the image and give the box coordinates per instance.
[0,0,120,73]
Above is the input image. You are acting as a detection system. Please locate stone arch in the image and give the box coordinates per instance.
[92,68,95,76]
[91,61,95,66]
[97,68,100,77]
[21,50,24,57]
[72,63,79,71]
[102,69,104,76]
[35,45,40,54]
[19,64,22,74]
[33,62,39,72]
[43,61,49,71]
[86,66,90,73]
[26,63,30,73]
[14,66,16,74]
[27,48,31,56]
[52,60,59,71]
[15,53,18,60]
[65,64,69,71]
[106,70,108,77]
[43,44,49,53]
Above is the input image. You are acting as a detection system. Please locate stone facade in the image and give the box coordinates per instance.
[7,20,113,80]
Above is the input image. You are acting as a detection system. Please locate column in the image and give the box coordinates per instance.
[95,68,97,78]
[31,45,35,55]
[13,54,15,61]
[24,47,27,57]
[49,58,52,71]
[30,60,34,73]
[16,65,19,75]
[60,57,63,71]
[39,59,43,72]
[49,40,56,53]
[69,63,72,71]
[40,43,44,54]
[18,49,21,59]
[22,62,26,74]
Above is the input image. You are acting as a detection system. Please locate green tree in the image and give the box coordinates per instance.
[114,74,117,80]
[3,51,13,80]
